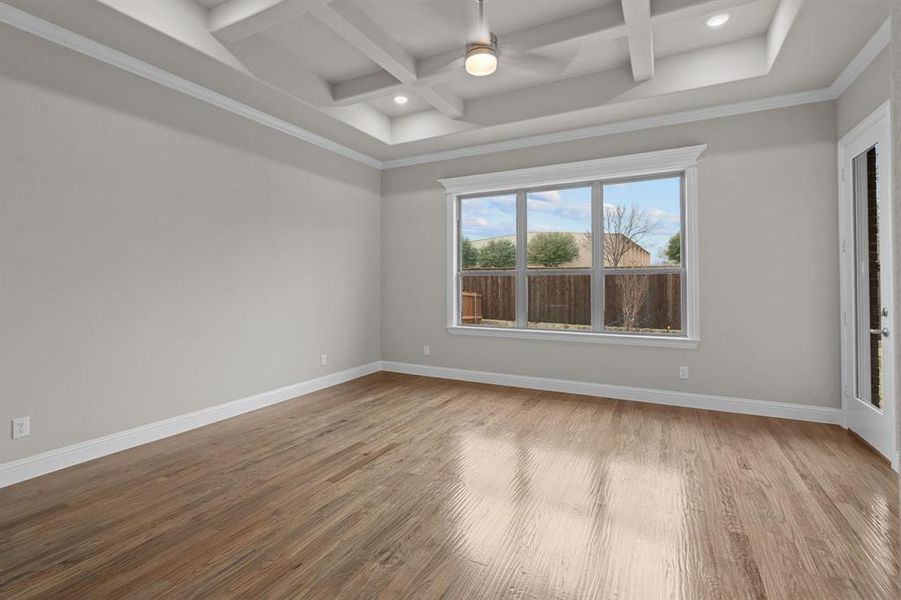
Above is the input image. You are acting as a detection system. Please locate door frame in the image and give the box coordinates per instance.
[837,100,898,472]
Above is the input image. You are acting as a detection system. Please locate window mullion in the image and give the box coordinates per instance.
[515,189,527,328]
[591,181,604,332]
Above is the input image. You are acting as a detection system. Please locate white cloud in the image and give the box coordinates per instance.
[529,190,561,203]
[464,217,489,228]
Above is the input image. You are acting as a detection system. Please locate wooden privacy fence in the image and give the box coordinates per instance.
[461,291,483,324]
[462,272,681,331]
[462,275,515,322]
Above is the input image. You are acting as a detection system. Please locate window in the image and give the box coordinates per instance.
[442,146,703,347]
[460,193,516,327]
[526,185,592,331]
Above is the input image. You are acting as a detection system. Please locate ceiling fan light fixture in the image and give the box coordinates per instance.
[465,34,498,77]
[465,47,497,76]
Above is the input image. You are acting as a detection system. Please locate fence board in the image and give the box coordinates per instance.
[461,272,681,332]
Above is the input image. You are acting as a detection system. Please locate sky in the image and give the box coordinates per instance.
[460,177,681,265]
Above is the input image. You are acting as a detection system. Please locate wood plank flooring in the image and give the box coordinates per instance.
[1,372,898,599]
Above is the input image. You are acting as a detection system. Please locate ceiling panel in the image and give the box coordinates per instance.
[240,12,383,83]
[193,0,227,8]
[368,93,434,117]
[355,0,606,59]
[653,0,778,58]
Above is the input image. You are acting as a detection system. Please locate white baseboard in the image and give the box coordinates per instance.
[381,361,845,425]
[0,361,382,488]
[1,360,851,488]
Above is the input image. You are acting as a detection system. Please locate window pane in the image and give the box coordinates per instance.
[461,274,515,327]
[526,186,592,269]
[604,272,681,334]
[602,177,681,268]
[461,194,517,270]
[527,274,591,330]
[852,146,882,408]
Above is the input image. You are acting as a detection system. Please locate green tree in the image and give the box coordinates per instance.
[527,232,580,267]
[461,237,480,268]
[664,232,680,265]
[478,238,516,268]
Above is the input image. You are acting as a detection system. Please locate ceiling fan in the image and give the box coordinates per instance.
[464,0,498,76]
[462,0,570,77]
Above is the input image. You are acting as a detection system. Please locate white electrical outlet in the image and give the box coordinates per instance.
[320,353,328,366]
[423,345,430,357]
[679,366,689,380]
[12,416,30,439]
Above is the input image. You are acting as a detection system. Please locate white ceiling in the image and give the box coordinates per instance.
[1,0,891,165]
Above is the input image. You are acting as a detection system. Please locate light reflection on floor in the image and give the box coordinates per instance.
[449,430,687,599]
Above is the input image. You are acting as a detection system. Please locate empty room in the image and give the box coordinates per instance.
[1,0,899,598]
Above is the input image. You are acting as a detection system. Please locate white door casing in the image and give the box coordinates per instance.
[838,101,898,472]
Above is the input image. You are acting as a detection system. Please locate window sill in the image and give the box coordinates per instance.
[447,326,699,348]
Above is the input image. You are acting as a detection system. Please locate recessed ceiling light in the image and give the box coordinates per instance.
[393,94,409,105]
[706,13,730,28]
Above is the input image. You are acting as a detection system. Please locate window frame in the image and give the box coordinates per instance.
[442,145,704,348]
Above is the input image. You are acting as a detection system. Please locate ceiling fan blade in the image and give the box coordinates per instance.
[430,53,465,74]
[502,48,572,75]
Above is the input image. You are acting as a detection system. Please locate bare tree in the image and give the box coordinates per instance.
[584,205,656,329]
[618,273,649,330]
[602,204,656,267]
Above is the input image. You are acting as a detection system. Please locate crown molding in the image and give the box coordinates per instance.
[829,18,890,98]
[385,89,834,169]
[439,144,706,195]
[0,2,384,169]
[0,4,888,172]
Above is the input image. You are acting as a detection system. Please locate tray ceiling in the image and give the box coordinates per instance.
[0,0,891,164]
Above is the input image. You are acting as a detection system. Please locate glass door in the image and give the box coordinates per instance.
[841,104,896,470]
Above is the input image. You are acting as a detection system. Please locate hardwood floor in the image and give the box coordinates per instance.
[1,372,898,599]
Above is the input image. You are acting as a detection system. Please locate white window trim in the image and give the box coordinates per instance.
[441,144,705,348]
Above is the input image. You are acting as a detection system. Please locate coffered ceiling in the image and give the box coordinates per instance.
[1,0,891,166]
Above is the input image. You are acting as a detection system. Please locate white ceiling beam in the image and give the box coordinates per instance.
[766,0,805,71]
[221,34,393,142]
[415,85,464,120]
[208,0,331,43]
[650,0,756,23]
[332,71,404,106]
[312,0,416,81]
[622,0,654,82]
[312,0,464,119]
[97,0,251,74]
[501,3,626,54]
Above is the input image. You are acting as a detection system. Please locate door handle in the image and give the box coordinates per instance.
[870,328,889,337]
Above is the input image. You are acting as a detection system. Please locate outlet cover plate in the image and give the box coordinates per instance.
[12,416,30,439]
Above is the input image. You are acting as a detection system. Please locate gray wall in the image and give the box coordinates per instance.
[837,47,890,139]
[381,102,840,408]
[0,26,382,462]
